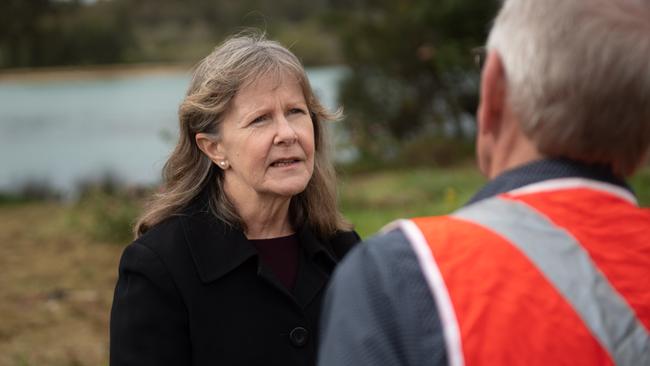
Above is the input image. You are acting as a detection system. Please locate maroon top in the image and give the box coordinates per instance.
[250,234,300,290]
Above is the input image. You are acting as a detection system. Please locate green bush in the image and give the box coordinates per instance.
[70,181,147,244]
[630,166,650,207]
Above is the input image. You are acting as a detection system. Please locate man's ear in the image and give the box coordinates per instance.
[477,50,507,137]
[195,133,226,165]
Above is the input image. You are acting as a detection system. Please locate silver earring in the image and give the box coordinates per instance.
[219,161,228,169]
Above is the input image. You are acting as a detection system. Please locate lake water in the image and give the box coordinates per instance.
[0,66,347,196]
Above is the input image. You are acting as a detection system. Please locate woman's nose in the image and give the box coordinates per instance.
[273,115,298,145]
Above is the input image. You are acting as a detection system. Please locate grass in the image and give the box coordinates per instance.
[340,164,485,238]
[0,164,648,365]
[630,167,650,208]
[344,165,650,238]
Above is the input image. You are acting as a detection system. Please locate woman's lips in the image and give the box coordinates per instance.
[270,158,301,167]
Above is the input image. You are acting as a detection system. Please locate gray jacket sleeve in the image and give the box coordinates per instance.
[317,229,448,366]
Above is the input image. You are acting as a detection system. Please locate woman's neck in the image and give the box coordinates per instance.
[225,185,294,239]
[243,205,294,239]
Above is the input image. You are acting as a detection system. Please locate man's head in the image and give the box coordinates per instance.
[477,0,650,178]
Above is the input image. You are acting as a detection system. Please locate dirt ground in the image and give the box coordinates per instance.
[0,203,124,366]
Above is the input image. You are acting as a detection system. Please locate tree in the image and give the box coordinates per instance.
[334,0,499,163]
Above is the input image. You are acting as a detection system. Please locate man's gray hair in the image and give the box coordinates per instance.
[488,0,650,176]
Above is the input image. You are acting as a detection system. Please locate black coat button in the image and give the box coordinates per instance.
[289,327,309,347]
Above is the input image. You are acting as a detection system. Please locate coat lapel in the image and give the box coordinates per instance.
[181,210,256,284]
[179,193,341,308]
[292,226,338,308]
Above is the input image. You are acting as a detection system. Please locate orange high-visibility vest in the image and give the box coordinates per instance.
[389,178,650,366]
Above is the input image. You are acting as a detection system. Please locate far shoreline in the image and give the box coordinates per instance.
[0,62,346,82]
[0,62,194,82]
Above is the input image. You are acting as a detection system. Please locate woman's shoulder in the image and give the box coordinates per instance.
[135,211,255,285]
[135,191,212,249]
[125,214,201,274]
[136,214,187,250]
[327,229,362,260]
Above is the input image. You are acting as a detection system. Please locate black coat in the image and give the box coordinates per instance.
[109,199,360,366]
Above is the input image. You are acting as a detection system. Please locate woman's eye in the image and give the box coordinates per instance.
[250,114,268,125]
[289,108,306,115]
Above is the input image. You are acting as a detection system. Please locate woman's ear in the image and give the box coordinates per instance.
[195,133,228,169]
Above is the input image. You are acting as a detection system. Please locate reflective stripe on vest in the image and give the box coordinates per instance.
[392,183,650,366]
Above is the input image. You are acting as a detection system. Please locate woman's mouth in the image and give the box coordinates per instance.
[270,158,300,167]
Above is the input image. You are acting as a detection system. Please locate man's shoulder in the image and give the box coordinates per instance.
[332,225,425,294]
[320,223,449,366]
[340,227,413,271]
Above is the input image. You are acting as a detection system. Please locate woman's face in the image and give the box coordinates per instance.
[216,73,315,201]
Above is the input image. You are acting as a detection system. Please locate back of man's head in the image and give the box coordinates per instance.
[488,0,650,176]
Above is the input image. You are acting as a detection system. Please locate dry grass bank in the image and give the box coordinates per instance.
[0,203,124,366]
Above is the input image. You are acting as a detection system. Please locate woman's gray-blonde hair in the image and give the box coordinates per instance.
[135,32,350,238]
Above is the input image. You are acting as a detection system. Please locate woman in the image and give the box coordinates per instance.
[109,33,360,366]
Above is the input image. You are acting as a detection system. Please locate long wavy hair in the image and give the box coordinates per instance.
[134,32,351,238]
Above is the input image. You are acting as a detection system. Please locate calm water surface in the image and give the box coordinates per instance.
[0,66,346,196]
